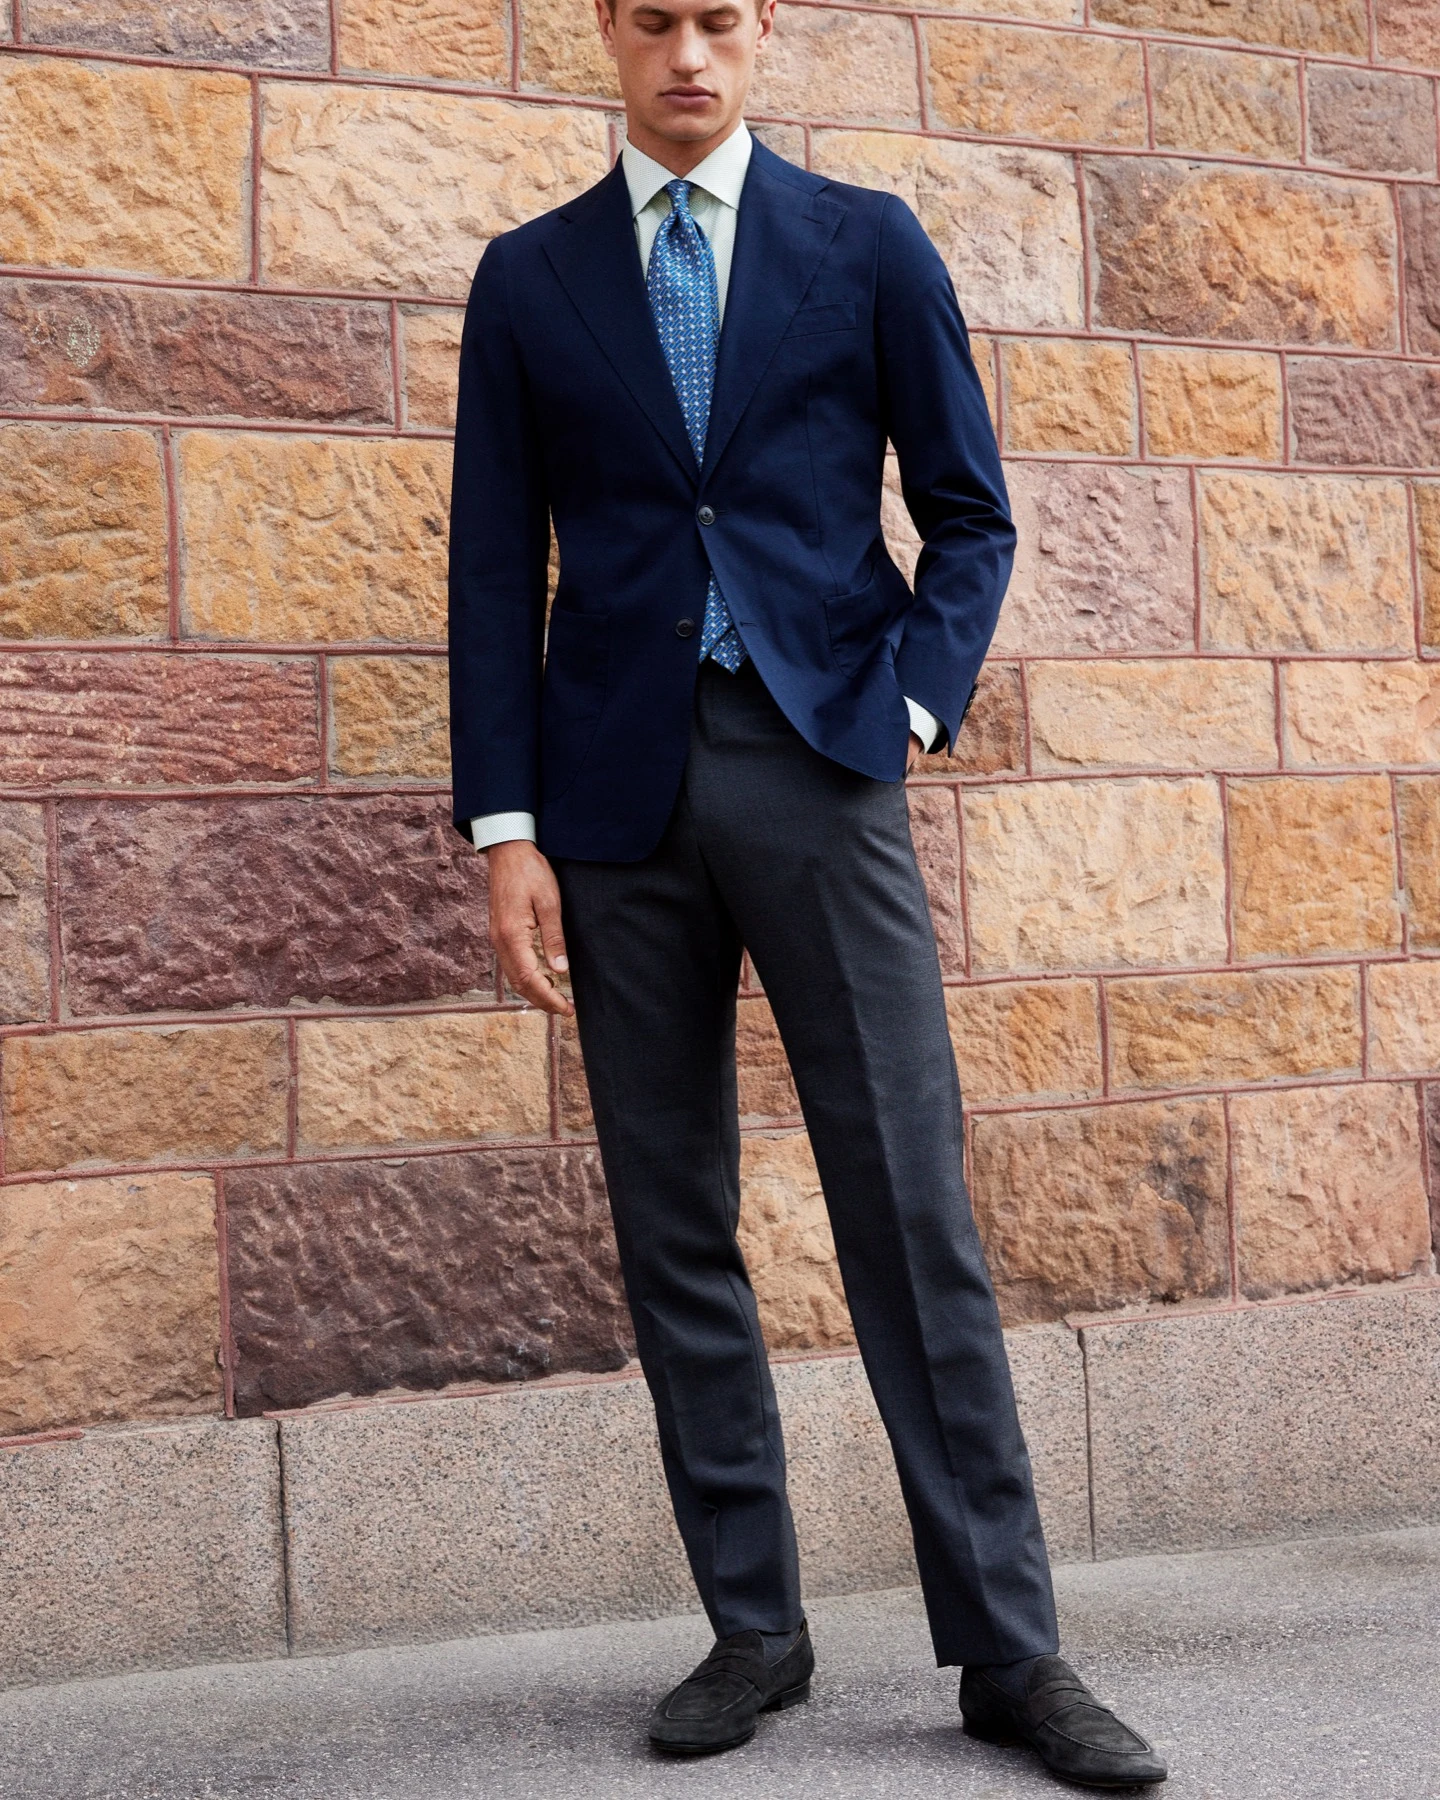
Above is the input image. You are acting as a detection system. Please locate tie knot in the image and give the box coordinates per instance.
[664,178,695,220]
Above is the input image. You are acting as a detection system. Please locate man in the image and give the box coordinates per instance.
[447,0,1166,1784]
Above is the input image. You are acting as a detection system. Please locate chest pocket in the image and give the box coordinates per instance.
[784,301,857,338]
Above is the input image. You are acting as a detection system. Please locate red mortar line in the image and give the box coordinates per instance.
[0,262,465,310]
[1222,1091,1240,1297]
[388,298,405,430]
[1278,350,1293,465]
[315,656,333,792]
[1434,78,1440,195]
[1392,181,1411,355]
[214,1168,238,1419]
[1218,774,1236,962]
[0,407,437,440]
[0,639,446,657]
[1297,55,1311,166]
[1072,151,1093,332]
[0,1428,85,1451]
[161,427,181,642]
[328,0,340,78]
[0,779,449,805]
[509,0,522,90]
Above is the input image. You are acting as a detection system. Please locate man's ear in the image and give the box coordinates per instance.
[755,0,776,51]
[595,0,618,60]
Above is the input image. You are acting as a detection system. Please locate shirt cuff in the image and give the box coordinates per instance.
[470,812,537,850]
[904,697,943,755]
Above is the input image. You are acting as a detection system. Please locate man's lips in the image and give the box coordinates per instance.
[662,86,716,101]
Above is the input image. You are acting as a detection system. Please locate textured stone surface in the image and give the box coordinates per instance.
[58,794,491,1016]
[179,432,451,645]
[261,87,608,297]
[340,0,508,82]
[226,1147,630,1414]
[1377,0,1440,69]
[993,463,1194,656]
[1107,966,1362,1092]
[971,1097,1230,1323]
[1426,1084,1440,1255]
[1231,1084,1429,1298]
[0,58,250,281]
[2,1024,289,1175]
[1399,188,1440,357]
[0,280,393,423]
[519,0,620,99]
[905,784,965,976]
[24,0,329,65]
[1200,473,1412,654]
[1421,484,1440,648]
[1087,158,1398,350]
[1090,0,1367,54]
[1228,776,1402,960]
[915,661,1025,776]
[556,1015,594,1137]
[1028,659,1276,772]
[736,996,801,1122]
[1398,776,1440,950]
[1368,962,1440,1076]
[1140,346,1283,460]
[964,777,1227,973]
[0,1174,221,1437]
[401,306,464,431]
[924,21,1144,144]
[1150,43,1301,159]
[1285,661,1440,769]
[1000,338,1136,455]
[329,654,449,781]
[811,134,1083,331]
[0,1418,285,1687]
[0,653,320,788]
[946,978,1103,1105]
[737,1133,851,1351]
[0,424,167,641]
[750,8,919,126]
[1307,66,1436,176]
[0,803,50,1027]
[1286,357,1440,469]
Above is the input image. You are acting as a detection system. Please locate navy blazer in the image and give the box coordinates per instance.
[447,140,1014,862]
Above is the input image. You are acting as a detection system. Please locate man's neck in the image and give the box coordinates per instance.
[624,115,744,177]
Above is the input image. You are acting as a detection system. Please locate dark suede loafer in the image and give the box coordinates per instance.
[960,1655,1168,1789]
[649,1622,814,1755]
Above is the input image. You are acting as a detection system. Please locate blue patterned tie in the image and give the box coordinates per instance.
[646,179,746,673]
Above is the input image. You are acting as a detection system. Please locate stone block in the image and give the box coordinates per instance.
[964,777,1227,972]
[0,803,50,1026]
[906,784,965,976]
[329,654,449,781]
[0,423,167,641]
[736,995,800,1122]
[178,431,451,645]
[916,660,1025,776]
[0,280,393,424]
[971,1097,1230,1323]
[1090,0,1367,55]
[1199,473,1412,654]
[994,464,1194,657]
[1107,966,1362,1092]
[0,1174,221,1437]
[1286,356,1440,469]
[1028,658,1277,772]
[260,85,608,297]
[401,306,464,430]
[1377,0,1440,70]
[1001,339,1136,455]
[1139,346,1283,460]
[811,134,1082,331]
[1420,485,1440,648]
[1399,188,1440,357]
[1284,661,1440,769]
[1087,157,1397,350]
[339,0,508,82]
[1084,1287,1440,1558]
[946,978,1103,1105]
[2,1023,289,1175]
[1368,962,1440,1076]
[750,8,920,126]
[1398,776,1440,950]
[924,21,1144,144]
[0,652,320,788]
[1307,65,1436,176]
[1425,1084,1440,1253]
[58,794,491,1016]
[520,0,621,98]
[556,1014,594,1136]
[0,1417,285,1687]
[738,1132,851,1352]
[23,0,329,65]
[0,57,250,281]
[1228,775,1401,959]
[1150,43,1301,159]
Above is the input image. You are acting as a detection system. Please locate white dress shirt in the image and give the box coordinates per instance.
[470,122,941,851]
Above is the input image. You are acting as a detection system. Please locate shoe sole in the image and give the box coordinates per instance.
[962,1719,1167,1789]
[650,1679,812,1756]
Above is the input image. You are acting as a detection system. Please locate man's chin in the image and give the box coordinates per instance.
[648,102,727,140]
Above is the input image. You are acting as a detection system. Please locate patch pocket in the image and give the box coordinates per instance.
[784,301,858,338]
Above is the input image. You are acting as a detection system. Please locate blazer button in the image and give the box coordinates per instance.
[697,505,716,526]
[675,617,696,638]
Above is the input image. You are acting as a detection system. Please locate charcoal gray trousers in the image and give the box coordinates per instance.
[554,657,1058,1666]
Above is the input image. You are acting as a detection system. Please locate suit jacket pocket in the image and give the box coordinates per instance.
[541,609,609,804]
[822,565,882,677]
[784,301,857,338]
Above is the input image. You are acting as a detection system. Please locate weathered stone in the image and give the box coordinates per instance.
[0,58,250,281]
[1420,484,1440,647]
[1286,356,1440,469]
[1232,1084,1429,1298]
[1106,966,1362,1091]
[1398,776,1440,950]
[1090,0,1367,55]
[1001,339,1136,455]
[736,996,800,1122]
[1028,659,1276,772]
[1426,1083,1440,1254]
[58,794,491,1015]
[340,0,508,81]
[963,777,1227,972]
[556,1014,594,1136]
[928,0,1078,14]
[971,1098,1230,1323]
[811,134,1083,331]
[0,652,320,788]
[401,306,464,430]
[946,978,1102,1105]
[1200,473,1412,654]
[1307,65,1436,176]
[1368,962,1440,1076]
[906,784,965,976]
[178,432,451,645]
[745,122,808,165]
[260,86,608,297]
[1228,775,1402,959]
[0,804,50,1027]
[1140,346,1283,460]
[24,0,329,65]
[750,8,920,126]
[993,464,1194,656]
[0,423,167,641]
[1399,188,1440,357]
[329,654,449,782]
[924,20,1144,143]
[0,280,393,424]
[1150,42,1301,159]
[1087,158,1398,350]
[1284,661,1440,769]
[916,661,1025,776]
[1377,0,1440,69]
[737,1132,852,1351]
[0,1173,221,1436]
[225,1147,631,1413]
[520,0,621,98]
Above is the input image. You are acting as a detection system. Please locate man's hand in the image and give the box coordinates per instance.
[906,730,924,772]
[488,839,573,1016]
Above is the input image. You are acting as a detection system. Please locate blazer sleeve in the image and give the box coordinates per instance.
[876,196,1016,754]
[447,234,552,839]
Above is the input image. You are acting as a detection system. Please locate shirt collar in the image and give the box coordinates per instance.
[620,121,753,219]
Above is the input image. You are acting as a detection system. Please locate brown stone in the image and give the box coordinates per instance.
[556,1015,594,1136]
[520,0,620,98]
[964,777,1227,972]
[736,996,801,1122]
[1284,661,1440,769]
[0,803,50,1026]
[1139,346,1283,461]
[1087,158,1398,350]
[1399,188,1440,357]
[1425,1083,1440,1255]
[0,423,167,641]
[1091,0,1367,55]
[1150,43,1301,159]
[1231,1084,1429,1298]
[738,1132,853,1352]
[1001,339,1136,455]
[0,58,250,281]
[340,0,508,82]
[906,784,966,976]
[970,1098,1230,1324]
[1306,65,1436,176]
[329,655,449,782]
[746,123,809,165]
[1228,776,1402,959]
[224,1147,631,1413]
[916,661,1025,777]
[1199,473,1412,654]
[0,1173,221,1436]
[750,8,920,127]
[1028,659,1276,772]
[924,21,1144,144]
[1287,356,1440,469]
[946,978,1102,1105]
[0,280,393,424]
[1368,962,1440,1076]
[1420,485,1440,648]
[178,432,451,645]
[1377,0,1440,70]
[1,1024,289,1174]
[1398,776,1440,950]
[24,0,330,65]
[1107,967,1362,1091]
[401,306,464,431]
[58,794,491,1015]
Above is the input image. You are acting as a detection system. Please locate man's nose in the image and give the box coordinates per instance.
[670,24,708,73]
